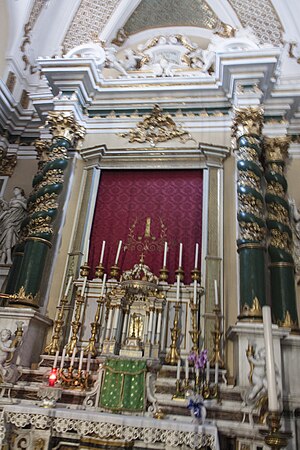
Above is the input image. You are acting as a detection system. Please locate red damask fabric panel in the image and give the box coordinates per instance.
[88,169,203,283]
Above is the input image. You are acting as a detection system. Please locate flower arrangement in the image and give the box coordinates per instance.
[188,349,208,370]
[187,393,206,422]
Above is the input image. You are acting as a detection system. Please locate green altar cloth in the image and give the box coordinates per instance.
[99,359,146,412]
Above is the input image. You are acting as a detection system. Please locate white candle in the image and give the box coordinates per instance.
[185,357,189,380]
[163,242,168,267]
[70,347,76,367]
[53,350,59,369]
[78,350,84,371]
[178,243,183,267]
[114,240,122,265]
[99,240,106,264]
[176,359,181,380]
[176,274,180,301]
[81,276,87,296]
[64,276,73,297]
[193,279,197,304]
[206,360,210,383]
[101,273,107,296]
[86,352,91,373]
[214,361,219,385]
[214,280,218,306]
[60,348,66,369]
[262,306,279,412]
[194,243,199,269]
[195,367,200,378]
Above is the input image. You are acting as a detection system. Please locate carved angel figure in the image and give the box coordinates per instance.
[0,326,23,384]
[0,187,27,265]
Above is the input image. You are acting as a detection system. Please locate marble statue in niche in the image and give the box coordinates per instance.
[0,187,27,265]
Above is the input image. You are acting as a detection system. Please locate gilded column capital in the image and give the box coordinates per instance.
[46,111,86,147]
[232,106,264,141]
[0,151,17,176]
[263,136,291,163]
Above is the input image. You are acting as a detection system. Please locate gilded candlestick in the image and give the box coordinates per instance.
[84,296,105,356]
[159,266,169,282]
[165,303,181,365]
[44,294,68,355]
[189,299,200,354]
[191,268,201,282]
[110,264,120,280]
[175,267,184,282]
[95,263,105,279]
[260,412,292,449]
[210,303,225,368]
[65,291,85,356]
[80,262,90,277]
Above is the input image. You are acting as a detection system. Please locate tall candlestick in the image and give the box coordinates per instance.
[53,350,59,369]
[86,352,91,373]
[64,276,73,297]
[176,274,180,301]
[193,279,197,304]
[176,359,181,380]
[163,242,168,267]
[115,240,122,265]
[178,243,183,267]
[214,280,218,306]
[262,306,279,412]
[70,347,76,367]
[101,273,107,296]
[99,240,106,264]
[214,361,219,384]
[194,243,199,269]
[185,357,189,380]
[60,348,66,370]
[78,350,84,371]
[206,361,210,383]
[81,276,87,296]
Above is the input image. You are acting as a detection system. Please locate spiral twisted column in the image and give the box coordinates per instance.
[232,107,266,320]
[264,137,299,330]
[8,112,85,308]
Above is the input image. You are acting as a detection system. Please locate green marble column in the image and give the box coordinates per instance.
[264,136,299,330]
[7,112,85,308]
[232,107,266,320]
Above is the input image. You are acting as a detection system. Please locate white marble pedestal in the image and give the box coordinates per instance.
[0,307,52,367]
[227,321,289,388]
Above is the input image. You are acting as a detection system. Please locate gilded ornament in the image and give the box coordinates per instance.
[269,229,292,252]
[119,105,195,146]
[46,112,86,145]
[0,152,17,176]
[28,215,53,236]
[238,170,260,190]
[238,193,263,217]
[266,182,285,198]
[267,202,289,225]
[264,136,290,162]
[279,310,298,330]
[239,221,266,242]
[8,286,40,308]
[269,163,283,175]
[240,297,262,320]
[236,146,262,168]
[232,107,264,141]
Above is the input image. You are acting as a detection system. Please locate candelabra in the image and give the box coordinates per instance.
[84,295,105,356]
[95,263,105,279]
[172,379,186,400]
[159,266,169,282]
[65,290,85,356]
[80,262,90,277]
[110,264,120,280]
[44,294,68,355]
[191,268,201,283]
[58,366,91,390]
[260,412,292,449]
[175,267,184,282]
[165,303,181,365]
[189,300,200,354]
[210,303,225,368]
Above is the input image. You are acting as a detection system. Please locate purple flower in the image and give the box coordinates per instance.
[195,350,208,369]
[188,351,197,364]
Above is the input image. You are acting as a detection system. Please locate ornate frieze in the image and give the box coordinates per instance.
[120,104,194,146]
[0,152,17,176]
